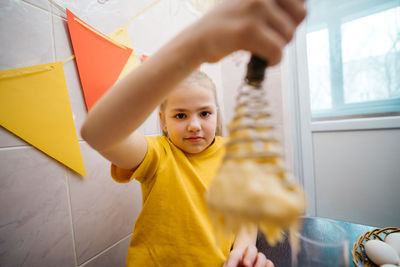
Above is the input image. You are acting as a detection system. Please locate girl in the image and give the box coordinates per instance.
[81,0,306,266]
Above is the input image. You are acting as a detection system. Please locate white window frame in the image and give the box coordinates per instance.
[281,6,400,215]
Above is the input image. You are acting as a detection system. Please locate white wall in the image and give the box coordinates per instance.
[313,129,400,227]
[0,0,223,266]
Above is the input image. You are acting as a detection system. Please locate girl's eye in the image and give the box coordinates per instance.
[174,113,186,119]
[200,111,211,118]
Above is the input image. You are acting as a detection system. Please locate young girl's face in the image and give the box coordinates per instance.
[160,83,218,154]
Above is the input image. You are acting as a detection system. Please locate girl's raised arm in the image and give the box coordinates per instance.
[80,0,306,171]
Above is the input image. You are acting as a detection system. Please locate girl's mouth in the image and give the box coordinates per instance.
[185,136,204,142]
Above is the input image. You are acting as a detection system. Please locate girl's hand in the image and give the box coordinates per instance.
[223,244,274,267]
[186,0,307,66]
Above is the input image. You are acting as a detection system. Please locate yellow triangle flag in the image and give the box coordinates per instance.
[0,62,86,176]
[108,26,140,80]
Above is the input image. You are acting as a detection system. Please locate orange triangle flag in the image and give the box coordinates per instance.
[0,62,86,176]
[66,9,132,110]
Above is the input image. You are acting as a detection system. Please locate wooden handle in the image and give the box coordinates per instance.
[245,55,268,87]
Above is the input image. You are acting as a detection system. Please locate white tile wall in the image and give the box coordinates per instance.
[0,1,54,71]
[68,143,141,265]
[21,0,50,11]
[128,0,198,55]
[138,108,161,136]
[0,146,75,266]
[81,235,131,267]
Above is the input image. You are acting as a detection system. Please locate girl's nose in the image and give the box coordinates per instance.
[187,117,201,132]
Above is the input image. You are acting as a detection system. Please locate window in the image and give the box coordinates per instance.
[306,0,400,120]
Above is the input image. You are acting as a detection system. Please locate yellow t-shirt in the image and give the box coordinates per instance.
[111,136,235,266]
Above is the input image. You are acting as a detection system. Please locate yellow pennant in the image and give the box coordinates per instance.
[0,62,86,176]
[108,26,140,80]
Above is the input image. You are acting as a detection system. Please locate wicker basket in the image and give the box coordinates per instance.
[352,227,400,267]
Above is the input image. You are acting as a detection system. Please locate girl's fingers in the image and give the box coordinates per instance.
[254,252,267,267]
[223,250,241,267]
[242,245,258,267]
[238,0,304,63]
[253,252,275,267]
[238,0,297,43]
[266,259,275,267]
[263,0,297,42]
[250,26,286,66]
[277,0,307,25]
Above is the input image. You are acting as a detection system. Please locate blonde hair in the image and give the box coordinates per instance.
[159,70,223,136]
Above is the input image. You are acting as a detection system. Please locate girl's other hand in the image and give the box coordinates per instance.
[223,244,275,267]
[188,0,307,65]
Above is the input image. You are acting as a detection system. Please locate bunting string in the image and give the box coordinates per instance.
[46,0,161,63]
[125,0,161,27]
[0,66,54,80]
[73,17,128,50]
[63,55,75,64]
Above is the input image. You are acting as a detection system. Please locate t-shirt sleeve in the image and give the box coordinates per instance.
[111,136,164,183]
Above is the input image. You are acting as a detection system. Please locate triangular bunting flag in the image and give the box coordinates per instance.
[0,62,86,176]
[141,54,149,62]
[66,9,132,110]
[108,27,140,80]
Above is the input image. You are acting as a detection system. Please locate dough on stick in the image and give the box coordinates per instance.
[205,56,306,253]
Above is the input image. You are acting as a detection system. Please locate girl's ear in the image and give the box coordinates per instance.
[159,111,167,134]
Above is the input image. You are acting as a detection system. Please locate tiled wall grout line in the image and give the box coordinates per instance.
[20,0,49,12]
[20,0,66,20]
[50,2,57,62]
[0,145,31,151]
[78,232,133,267]
[0,140,87,151]
[65,168,79,267]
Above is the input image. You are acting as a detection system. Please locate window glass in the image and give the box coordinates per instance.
[306,1,400,119]
[342,8,400,104]
[307,29,331,110]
